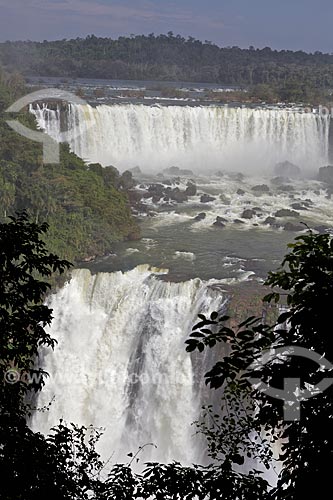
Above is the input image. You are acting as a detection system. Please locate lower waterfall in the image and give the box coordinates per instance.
[32,265,225,464]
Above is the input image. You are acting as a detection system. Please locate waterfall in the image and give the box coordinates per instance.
[32,265,225,464]
[31,103,330,173]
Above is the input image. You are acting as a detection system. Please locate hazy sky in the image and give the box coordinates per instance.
[0,0,332,52]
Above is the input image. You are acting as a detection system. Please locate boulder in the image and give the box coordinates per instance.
[291,202,308,211]
[170,189,188,203]
[193,212,206,221]
[216,216,228,223]
[233,219,245,224]
[185,182,197,196]
[264,216,277,225]
[200,194,216,203]
[283,222,304,232]
[318,166,333,185]
[236,188,245,195]
[274,161,301,179]
[271,176,290,185]
[241,209,256,219]
[163,166,194,176]
[251,184,270,194]
[129,166,142,176]
[275,209,300,217]
[276,185,294,192]
[213,220,225,229]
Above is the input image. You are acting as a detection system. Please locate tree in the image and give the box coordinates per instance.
[186,230,333,498]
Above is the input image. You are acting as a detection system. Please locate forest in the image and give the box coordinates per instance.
[0,68,139,263]
[1,33,333,88]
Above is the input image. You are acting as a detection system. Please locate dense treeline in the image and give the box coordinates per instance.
[0,68,139,262]
[1,33,333,87]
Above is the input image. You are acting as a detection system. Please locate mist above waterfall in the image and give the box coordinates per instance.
[31,103,330,176]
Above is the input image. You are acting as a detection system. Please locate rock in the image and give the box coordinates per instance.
[264,216,277,225]
[274,161,301,179]
[152,195,163,203]
[163,166,194,176]
[129,166,142,176]
[213,220,225,228]
[216,216,228,223]
[251,184,270,193]
[241,209,256,219]
[120,170,135,189]
[277,185,294,192]
[185,182,197,196]
[193,212,206,221]
[219,194,231,204]
[291,202,308,211]
[170,189,188,203]
[314,225,329,234]
[283,222,304,232]
[163,166,180,175]
[215,170,224,177]
[236,188,245,195]
[318,165,333,184]
[271,176,290,185]
[200,194,216,203]
[233,219,245,224]
[275,209,300,217]
[148,183,164,194]
[229,172,245,182]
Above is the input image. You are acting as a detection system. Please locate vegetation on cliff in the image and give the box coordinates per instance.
[0,69,139,262]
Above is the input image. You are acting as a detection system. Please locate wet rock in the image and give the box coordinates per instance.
[129,166,142,176]
[275,209,300,217]
[251,184,270,193]
[283,222,304,231]
[163,166,194,176]
[291,202,308,211]
[215,170,224,177]
[148,183,164,194]
[170,188,188,203]
[193,212,206,221]
[271,176,290,185]
[219,194,231,204]
[318,165,333,185]
[264,216,277,225]
[237,188,245,195]
[216,216,228,223]
[152,194,163,203]
[241,209,256,219]
[213,220,225,228]
[185,182,197,196]
[274,161,301,179]
[229,172,245,182]
[233,219,245,224]
[200,194,216,203]
[314,225,329,234]
[276,185,294,192]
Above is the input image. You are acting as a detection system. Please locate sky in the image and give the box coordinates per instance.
[0,0,332,53]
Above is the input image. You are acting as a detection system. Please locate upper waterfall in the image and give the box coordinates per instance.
[32,265,225,464]
[31,103,330,174]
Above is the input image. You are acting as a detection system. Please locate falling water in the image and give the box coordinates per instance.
[32,266,225,463]
[31,103,330,173]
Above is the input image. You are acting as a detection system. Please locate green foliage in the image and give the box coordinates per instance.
[0,71,140,261]
[187,230,333,498]
[1,35,333,90]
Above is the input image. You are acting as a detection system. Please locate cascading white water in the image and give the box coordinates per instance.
[31,103,330,173]
[32,265,225,463]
